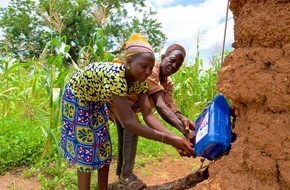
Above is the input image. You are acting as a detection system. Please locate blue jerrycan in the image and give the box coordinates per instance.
[194,94,231,160]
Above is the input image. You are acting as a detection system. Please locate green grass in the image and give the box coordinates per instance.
[0,114,45,174]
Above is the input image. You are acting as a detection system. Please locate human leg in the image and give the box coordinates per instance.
[98,164,110,190]
[121,128,138,177]
[118,128,146,189]
[77,171,91,190]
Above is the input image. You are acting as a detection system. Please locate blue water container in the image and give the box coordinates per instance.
[194,94,231,160]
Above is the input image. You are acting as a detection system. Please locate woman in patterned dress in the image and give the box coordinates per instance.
[108,44,196,189]
[60,33,194,190]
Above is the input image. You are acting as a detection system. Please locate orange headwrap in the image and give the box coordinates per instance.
[112,33,154,64]
[125,33,154,58]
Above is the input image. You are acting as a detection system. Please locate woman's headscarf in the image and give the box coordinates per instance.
[112,33,154,64]
[125,33,154,58]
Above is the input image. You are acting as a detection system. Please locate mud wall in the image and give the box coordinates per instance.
[208,0,290,189]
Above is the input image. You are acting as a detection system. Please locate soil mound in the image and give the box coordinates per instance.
[206,0,290,189]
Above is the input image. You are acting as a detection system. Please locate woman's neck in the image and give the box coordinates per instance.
[125,67,134,83]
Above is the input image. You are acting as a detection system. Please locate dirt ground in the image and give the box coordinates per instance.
[0,166,40,190]
[0,155,209,190]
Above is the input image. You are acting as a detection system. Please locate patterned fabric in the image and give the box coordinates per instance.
[68,62,148,105]
[60,85,112,172]
[125,33,154,58]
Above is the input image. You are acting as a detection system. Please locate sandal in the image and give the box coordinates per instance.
[117,174,146,190]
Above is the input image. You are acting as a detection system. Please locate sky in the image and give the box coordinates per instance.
[147,0,234,63]
[0,0,234,64]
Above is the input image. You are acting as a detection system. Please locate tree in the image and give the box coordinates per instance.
[0,0,45,58]
[0,0,167,62]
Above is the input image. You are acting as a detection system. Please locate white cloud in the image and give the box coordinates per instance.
[202,18,234,51]
[0,0,9,8]
[148,0,234,63]
[150,0,179,7]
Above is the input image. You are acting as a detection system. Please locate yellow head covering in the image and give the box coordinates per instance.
[125,33,154,58]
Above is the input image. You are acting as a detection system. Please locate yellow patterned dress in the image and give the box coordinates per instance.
[60,62,147,172]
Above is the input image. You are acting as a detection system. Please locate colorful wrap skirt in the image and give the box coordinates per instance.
[60,85,112,172]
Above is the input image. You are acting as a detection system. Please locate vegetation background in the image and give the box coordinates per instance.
[0,0,224,189]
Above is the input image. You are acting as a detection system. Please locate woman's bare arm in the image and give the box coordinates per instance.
[112,94,194,156]
[137,93,173,135]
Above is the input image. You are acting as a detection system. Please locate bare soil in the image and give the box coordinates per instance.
[0,166,40,190]
[0,156,208,190]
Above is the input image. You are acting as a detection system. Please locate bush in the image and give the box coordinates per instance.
[0,115,45,174]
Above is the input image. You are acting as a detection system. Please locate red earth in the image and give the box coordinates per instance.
[0,155,209,190]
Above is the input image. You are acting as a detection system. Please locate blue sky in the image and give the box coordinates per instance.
[0,0,234,64]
